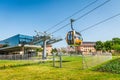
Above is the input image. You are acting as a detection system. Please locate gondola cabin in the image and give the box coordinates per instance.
[66,30,83,46]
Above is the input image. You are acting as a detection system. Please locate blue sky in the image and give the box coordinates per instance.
[0,0,120,48]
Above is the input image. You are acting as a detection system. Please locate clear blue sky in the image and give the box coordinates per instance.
[0,0,120,48]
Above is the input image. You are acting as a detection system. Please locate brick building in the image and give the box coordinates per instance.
[46,45,52,55]
[76,42,96,54]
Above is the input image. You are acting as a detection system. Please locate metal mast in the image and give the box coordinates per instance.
[33,30,62,60]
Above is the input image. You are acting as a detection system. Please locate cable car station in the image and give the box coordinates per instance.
[0,33,62,59]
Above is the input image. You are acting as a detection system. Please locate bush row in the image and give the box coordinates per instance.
[93,58,120,74]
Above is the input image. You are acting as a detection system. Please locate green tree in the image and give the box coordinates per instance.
[51,48,58,54]
[112,38,120,53]
[36,48,43,56]
[112,44,120,53]
[94,41,104,51]
[95,38,120,53]
[112,38,120,45]
[103,40,113,52]
[36,48,43,52]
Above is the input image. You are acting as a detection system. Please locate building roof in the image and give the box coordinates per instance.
[82,42,96,44]
[80,42,96,47]
[0,44,41,52]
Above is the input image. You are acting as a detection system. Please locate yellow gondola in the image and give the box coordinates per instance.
[66,30,83,46]
[66,19,83,46]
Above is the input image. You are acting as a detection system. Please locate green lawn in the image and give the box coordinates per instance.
[0,56,120,80]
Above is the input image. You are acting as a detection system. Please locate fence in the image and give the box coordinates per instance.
[0,53,37,60]
[82,52,112,69]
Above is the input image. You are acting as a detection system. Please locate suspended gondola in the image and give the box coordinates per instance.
[66,19,83,46]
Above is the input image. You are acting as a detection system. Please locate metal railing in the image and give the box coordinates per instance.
[0,53,37,60]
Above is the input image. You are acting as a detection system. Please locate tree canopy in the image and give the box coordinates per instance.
[95,37,120,53]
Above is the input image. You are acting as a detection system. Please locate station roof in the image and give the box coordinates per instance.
[0,44,41,52]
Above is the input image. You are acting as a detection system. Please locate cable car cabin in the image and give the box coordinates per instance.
[66,30,83,46]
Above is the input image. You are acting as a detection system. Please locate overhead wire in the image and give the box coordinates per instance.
[80,13,120,32]
[50,0,111,34]
[50,23,70,34]
[45,0,98,32]
[75,0,110,21]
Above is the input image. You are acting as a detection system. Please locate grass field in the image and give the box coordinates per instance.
[0,56,120,80]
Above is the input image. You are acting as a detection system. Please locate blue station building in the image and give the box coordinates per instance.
[0,33,62,60]
[0,34,41,55]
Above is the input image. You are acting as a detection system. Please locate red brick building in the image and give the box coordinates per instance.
[76,42,96,54]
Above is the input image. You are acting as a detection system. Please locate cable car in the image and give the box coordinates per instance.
[66,19,83,46]
[66,30,83,46]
